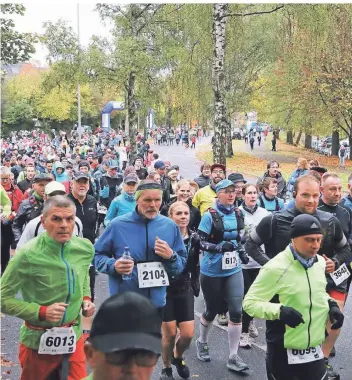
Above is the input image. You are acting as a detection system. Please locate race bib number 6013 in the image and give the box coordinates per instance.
[38,327,76,355]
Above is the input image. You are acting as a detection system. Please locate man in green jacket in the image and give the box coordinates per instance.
[1,195,96,380]
[243,214,344,380]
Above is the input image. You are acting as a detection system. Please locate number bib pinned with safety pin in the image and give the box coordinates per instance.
[330,263,351,286]
[222,251,238,270]
[137,262,170,288]
[38,327,76,355]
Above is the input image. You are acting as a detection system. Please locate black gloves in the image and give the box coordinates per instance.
[280,306,304,328]
[221,241,235,253]
[237,243,250,264]
[328,300,344,330]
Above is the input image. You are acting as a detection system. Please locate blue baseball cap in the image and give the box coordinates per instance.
[215,179,235,193]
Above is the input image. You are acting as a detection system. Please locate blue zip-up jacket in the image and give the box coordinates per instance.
[53,162,70,183]
[104,192,136,226]
[94,210,187,308]
[340,195,352,211]
[286,169,308,198]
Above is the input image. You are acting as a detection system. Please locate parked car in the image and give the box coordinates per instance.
[232,128,242,140]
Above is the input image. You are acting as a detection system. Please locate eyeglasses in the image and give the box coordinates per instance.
[220,189,236,194]
[105,349,159,367]
[270,166,279,169]
[212,170,224,175]
[0,177,10,182]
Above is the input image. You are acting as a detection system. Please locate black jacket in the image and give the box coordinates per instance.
[318,199,352,243]
[17,178,32,193]
[194,174,211,189]
[98,174,123,208]
[245,207,351,292]
[12,194,44,248]
[160,198,201,232]
[68,193,98,244]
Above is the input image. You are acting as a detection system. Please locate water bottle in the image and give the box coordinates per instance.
[122,247,133,281]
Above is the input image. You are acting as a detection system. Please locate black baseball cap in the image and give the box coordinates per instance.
[73,171,90,181]
[228,172,247,184]
[89,292,162,354]
[32,173,52,183]
[291,215,323,239]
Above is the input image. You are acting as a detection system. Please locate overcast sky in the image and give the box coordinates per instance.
[10,2,112,66]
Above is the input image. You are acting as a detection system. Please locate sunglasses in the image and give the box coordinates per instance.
[104,349,159,367]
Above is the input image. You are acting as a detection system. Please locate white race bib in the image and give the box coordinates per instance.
[222,251,238,270]
[137,262,169,288]
[330,263,351,286]
[287,345,323,365]
[38,327,76,355]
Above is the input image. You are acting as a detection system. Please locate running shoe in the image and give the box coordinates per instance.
[329,346,336,358]
[249,320,259,338]
[227,354,249,372]
[172,355,190,379]
[160,368,175,380]
[325,358,340,380]
[196,339,211,362]
[217,313,228,326]
[239,333,252,349]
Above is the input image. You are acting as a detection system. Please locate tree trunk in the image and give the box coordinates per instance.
[331,129,339,156]
[305,134,312,149]
[286,130,293,144]
[226,125,233,157]
[127,71,137,164]
[166,106,172,130]
[211,3,229,165]
[349,132,352,160]
[295,129,302,146]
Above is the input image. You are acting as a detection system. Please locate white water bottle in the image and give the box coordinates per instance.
[122,247,133,281]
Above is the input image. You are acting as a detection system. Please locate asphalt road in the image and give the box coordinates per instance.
[1,136,351,380]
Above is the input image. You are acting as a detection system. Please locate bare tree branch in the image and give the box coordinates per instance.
[225,5,284,19]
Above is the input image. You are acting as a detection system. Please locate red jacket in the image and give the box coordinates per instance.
[4,184,24,213]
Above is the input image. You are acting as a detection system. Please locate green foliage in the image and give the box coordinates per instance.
[1,4,36,65]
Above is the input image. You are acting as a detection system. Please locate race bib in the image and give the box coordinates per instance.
[137,262,169,288]
[330,263,351,286]
[38,327,76,355]
[222,251,238,270]
[287,345,323,365]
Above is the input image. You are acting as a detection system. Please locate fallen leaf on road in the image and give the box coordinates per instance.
[0,357,17,367]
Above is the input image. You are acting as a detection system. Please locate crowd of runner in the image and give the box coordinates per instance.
[0,125,351,380]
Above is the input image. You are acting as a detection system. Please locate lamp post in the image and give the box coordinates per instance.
[77,3,81,130]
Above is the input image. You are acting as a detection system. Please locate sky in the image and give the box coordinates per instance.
[8,2,112,66]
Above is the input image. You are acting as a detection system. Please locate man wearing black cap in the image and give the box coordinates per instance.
[84,292,162,380]
[228,173,247,207]
[245,174,351,379]
[192,163,226,216]
[12,173,52,250]
[244,214,344,380]
[69,172,98,301]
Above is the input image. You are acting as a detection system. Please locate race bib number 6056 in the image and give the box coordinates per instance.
[38,327,76,355]
[287,345,323,365]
